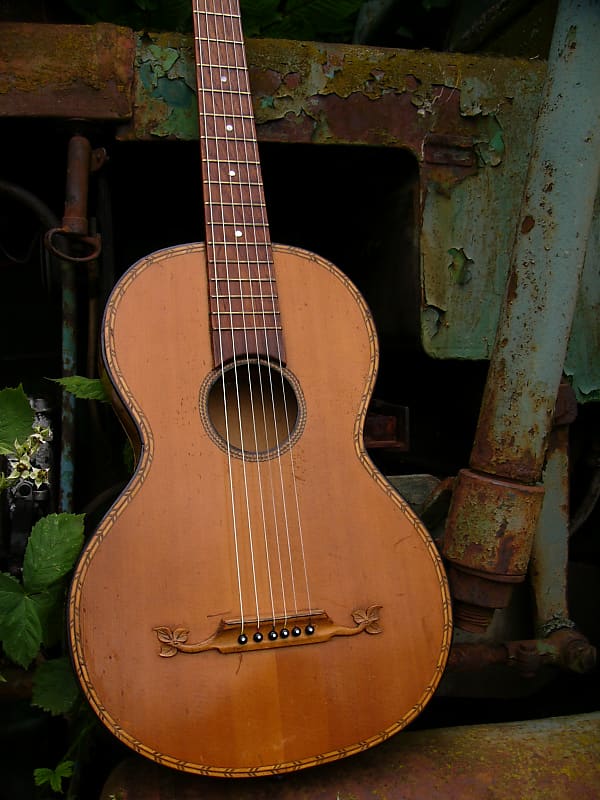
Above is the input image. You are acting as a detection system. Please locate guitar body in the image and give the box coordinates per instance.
[69,242,451,777]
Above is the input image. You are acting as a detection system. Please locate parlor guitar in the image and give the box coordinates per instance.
[68,0,451,777]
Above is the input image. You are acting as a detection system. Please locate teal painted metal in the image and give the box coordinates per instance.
[0,23,598,398]
[59,260,76,514]
[565,188,600,402]
[442,0,600,632]
[530,426,572,634]
[470,0,600,482]
[121,31,599,402]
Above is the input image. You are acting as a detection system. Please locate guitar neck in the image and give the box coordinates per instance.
[192,0,285,366]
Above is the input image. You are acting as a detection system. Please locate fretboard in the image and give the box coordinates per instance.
[193,0,285,366]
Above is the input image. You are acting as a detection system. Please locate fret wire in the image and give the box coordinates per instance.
[200,197,267,207]
[197,112,254,120]
[208,237,270,243]
[203,157,260,165]
[208,277,275,282]
[210,257,273,263]
[195,62,246,70]
[204,151,260,160]
[206,219,269,225]
[200,135,260,143]
[195,36,244,46]
[198,88,252,97]
[204,183,265,191]
[212,258,273,268]
[197,10,239,17]
[210,290,279,296]
[195,3,280,317]
[214,326,283,331]
[210,310,280,315]
[205,172,262,178]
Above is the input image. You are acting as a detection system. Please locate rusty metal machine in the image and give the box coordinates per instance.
[0,0,599,796]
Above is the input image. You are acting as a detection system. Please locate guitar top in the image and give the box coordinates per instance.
[68,0,451,777]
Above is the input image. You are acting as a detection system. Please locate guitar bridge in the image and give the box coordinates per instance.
[154,605,382,657]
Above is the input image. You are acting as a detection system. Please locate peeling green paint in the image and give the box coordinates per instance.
[422,305,447,339]
[448,248,473,285]
[260,95,276,109]
[564,187,600,403]
[120,31,597,404]
[132,32,198,138]
[475,116,505,166]
[146,44,179,78]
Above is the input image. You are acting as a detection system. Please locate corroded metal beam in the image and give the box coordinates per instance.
[0,23,135,119]
[0,22,596,404]
[101,713,600,799]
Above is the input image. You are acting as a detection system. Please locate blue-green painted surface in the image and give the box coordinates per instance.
[122,33,600,403]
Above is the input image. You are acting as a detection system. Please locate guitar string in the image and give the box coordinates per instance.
[199,0,313,629]
[225,0,313,622]
[222,0,278,629]
[194,0,248,633]
[222,0,300,625]
[203,2,265,631]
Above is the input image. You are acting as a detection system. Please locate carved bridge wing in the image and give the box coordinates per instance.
[154,606,382,657]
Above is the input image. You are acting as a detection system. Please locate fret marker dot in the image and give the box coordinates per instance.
[229,169,236,176]
[220,76,227,82]
[234,230,243,237]
[226,124,233,132]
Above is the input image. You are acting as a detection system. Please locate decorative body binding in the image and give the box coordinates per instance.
[68,243,452,777]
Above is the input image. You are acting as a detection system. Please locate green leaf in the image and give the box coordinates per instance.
[22,514,85,594]
[0,385,34,455]
[0,587,43,667]
[34,760,74,793]
[32,657,80,716]
[52,376,110,403]
[0,573,26,621]
[31,584,66,647]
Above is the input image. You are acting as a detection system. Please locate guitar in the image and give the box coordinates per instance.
[68,0,451,777]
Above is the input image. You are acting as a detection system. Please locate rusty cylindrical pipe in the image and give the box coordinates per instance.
[442,0,600,632]
[63,134,92,235]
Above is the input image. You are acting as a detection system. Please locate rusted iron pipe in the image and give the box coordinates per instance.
[442,0,600,632]
[530,383,576,634]
[45,135,105,263]
[447,629,596,678]
[62,134,93,235]
[44,134,104,511]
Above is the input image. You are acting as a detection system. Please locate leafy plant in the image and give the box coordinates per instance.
[0,514,84,667]
[34,760,75,795]
[0,385,86,796]
[52,376,109,403]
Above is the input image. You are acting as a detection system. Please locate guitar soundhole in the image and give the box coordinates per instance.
[200,359,306,460]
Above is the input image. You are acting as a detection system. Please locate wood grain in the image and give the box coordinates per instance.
[69,243,451,776]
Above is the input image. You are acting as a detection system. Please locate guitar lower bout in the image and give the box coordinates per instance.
[69,241,451,777]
